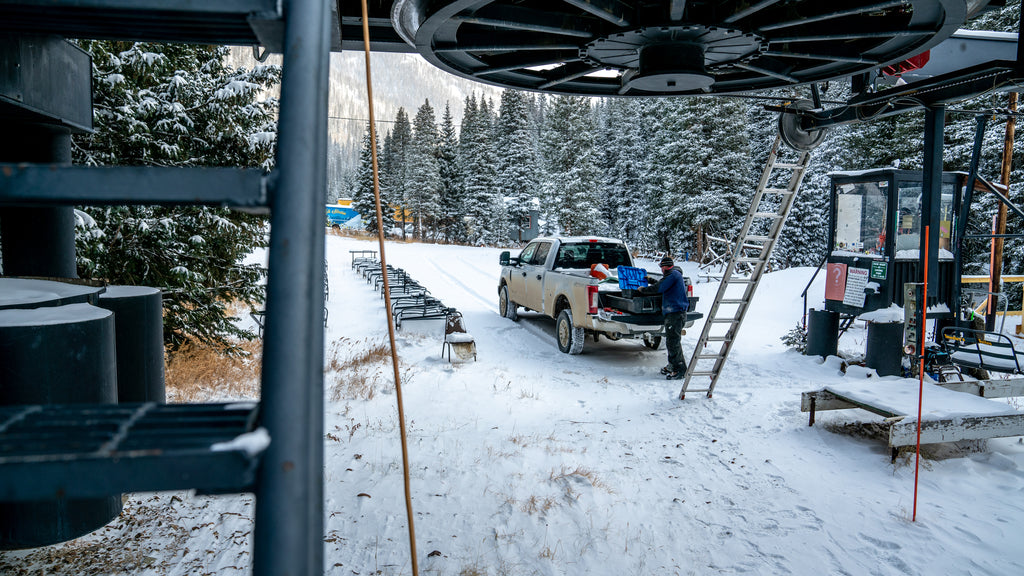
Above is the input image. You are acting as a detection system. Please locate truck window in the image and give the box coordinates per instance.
[531,242,552,265]
[555,242,631,269]
[518,243,538,265]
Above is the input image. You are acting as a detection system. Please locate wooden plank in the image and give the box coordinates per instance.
[889,413,1024,447]
[824,391,905,419]
[981,378,1024,397]
[800,390,856,412]
[936,378,1024,398]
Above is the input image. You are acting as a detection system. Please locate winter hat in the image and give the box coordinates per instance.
[659,256,674,268]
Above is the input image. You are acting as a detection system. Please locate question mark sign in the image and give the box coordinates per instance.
[832,267,842,284]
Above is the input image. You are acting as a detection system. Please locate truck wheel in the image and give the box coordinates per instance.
[499,285,518,321]
[643,334,662,350]
[556,309,584,355]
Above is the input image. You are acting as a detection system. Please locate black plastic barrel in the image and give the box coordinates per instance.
[0,303,122,550]
[805,308,839,358]
[99,286,166,404]
[866,321,905,377]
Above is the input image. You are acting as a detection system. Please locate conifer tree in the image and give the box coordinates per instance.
[408,99,441,240]
[541,95,601,236]
[389,108,413,239]
[72,41,278,352]
[497,89,539,243]
[460,94,501,244]
[599,98,652,249]
[352,123,393,235]
[437,103,464,243]
[645,97,698,253]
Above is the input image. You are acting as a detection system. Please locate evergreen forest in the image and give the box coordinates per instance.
[46,1,1024,351]
[346,3,1024,279]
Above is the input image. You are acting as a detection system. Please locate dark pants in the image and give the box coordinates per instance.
[665,311,686,371]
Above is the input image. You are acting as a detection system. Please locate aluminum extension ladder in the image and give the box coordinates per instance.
[680,135,811,399]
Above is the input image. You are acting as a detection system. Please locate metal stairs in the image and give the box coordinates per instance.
[680,135,812,399]
[0,0,329,572]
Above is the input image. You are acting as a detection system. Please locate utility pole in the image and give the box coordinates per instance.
[987,92,1017,331]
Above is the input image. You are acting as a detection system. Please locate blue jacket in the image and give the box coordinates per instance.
[655,267,689,314]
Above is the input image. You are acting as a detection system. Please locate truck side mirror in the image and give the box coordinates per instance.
[499,251,511,266]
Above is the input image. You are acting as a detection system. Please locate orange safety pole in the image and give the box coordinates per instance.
[913,225,930,522]
[360,1,419,573]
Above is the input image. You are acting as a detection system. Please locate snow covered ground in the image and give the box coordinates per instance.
[4,234,1024,575]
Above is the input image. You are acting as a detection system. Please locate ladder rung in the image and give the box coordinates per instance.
[724,277,755,284]
[709,318,739,323]
[753,212,784,219]
[688,372,717,377]
[706,336,733,342]
[718,299,747,304]
[772,162,805,169]
[744,235,771,242]
[697,354,724,360]
[762,187,794,194]
[734,257,765,264]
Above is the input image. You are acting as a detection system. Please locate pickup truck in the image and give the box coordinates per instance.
[498,236,701,354]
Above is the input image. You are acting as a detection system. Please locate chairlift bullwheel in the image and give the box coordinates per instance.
[779,99,827,151]
[391,0,968,97]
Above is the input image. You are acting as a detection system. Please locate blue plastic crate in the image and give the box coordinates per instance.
[617,266,648,290]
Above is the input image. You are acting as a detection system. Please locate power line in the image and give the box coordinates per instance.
[329,115,396,124]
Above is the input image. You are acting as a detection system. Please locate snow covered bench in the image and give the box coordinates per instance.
[801,379,1024,459]
[941,326,1024,375]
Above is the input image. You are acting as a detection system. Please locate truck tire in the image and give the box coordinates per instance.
[643,334,662,350]
[499,284,518,321]
[556,309,584,354]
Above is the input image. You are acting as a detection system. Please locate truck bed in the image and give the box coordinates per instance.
[599,290,701,322]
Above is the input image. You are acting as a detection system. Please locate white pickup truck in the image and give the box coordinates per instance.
[497,236,701,354]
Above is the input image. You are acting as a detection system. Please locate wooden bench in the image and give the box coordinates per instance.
[941,326,1024,375]
[801,380,1024,460]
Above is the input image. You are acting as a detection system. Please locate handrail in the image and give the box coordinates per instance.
[800,252,830,329]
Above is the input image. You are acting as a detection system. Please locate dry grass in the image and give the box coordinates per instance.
[550,465,612,494]
[0,494,253,576]
[520,494,558,515]
[326,338,395,401]
[165,340,262,403]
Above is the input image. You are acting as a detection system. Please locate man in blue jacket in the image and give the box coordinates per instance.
[645,256,689,380]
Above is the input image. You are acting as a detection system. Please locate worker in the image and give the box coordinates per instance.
[643,256,690,380]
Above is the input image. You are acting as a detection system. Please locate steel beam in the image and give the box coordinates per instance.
[920,106,944,319]
[253,0,329,572]
[0,165,269,210]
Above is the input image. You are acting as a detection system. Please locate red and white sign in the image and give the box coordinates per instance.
[825,262,847,301]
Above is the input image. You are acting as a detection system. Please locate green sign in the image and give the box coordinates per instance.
[870,261,887,280]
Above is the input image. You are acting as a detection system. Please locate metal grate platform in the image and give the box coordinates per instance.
[0,402,263,501]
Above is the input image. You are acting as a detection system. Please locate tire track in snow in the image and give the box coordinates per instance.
[424,257,495,311]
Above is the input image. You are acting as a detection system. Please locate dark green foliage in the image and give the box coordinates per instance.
[781,323,808,352]
[352,123,393,235]
[72,41,278,353]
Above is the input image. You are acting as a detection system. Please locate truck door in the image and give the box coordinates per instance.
[507,242,537,306]
[523,241,553,313]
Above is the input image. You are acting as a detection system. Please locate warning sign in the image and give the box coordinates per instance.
[843,267,870,308]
